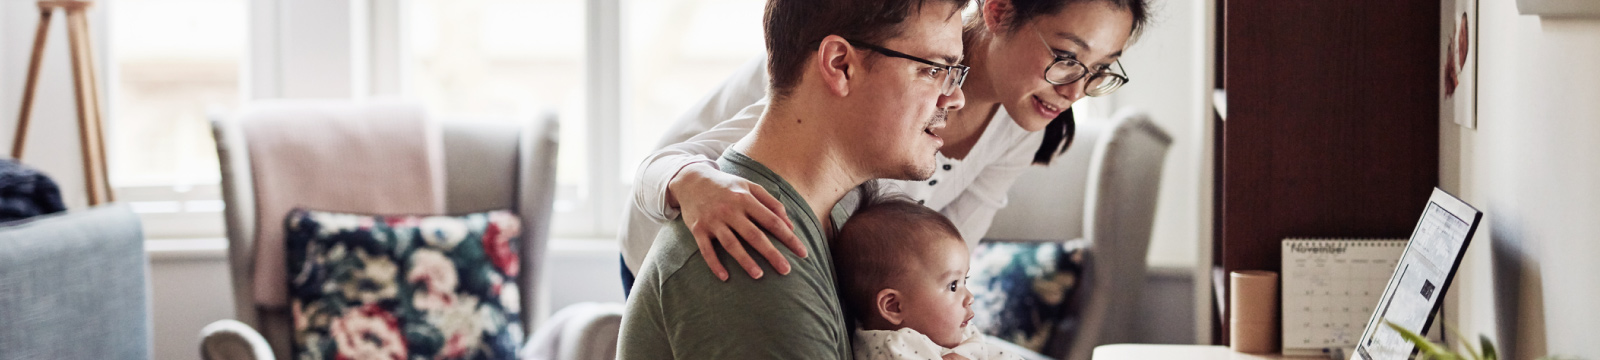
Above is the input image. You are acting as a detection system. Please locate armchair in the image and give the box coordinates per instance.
[199,100,559,360]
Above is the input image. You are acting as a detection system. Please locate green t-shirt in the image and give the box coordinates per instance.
[617,149,852,359]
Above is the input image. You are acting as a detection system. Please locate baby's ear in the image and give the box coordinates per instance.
[876,288,905,326]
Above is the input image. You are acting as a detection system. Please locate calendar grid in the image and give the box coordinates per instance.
[1281,238,1406,356]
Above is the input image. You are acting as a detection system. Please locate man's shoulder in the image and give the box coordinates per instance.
[638,220,702,283]
[620,149,849,359]
[630,220,851,359]
[645,218,816,294]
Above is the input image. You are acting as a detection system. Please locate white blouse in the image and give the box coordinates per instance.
[620,55,1046,273]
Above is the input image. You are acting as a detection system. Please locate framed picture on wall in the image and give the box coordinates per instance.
[1442,0,1478,129]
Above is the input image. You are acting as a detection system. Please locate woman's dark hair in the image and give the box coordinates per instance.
[979,0,1151,39]
[964,0,1152,165]
[1032,110,1076,165]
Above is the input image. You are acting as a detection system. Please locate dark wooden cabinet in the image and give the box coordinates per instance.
[1211,0,1439,345]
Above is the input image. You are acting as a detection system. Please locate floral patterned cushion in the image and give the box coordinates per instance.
[968,239,1087,352]
[286,209,523,360]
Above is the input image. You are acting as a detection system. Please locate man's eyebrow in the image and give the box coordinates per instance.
[938,54,962,66]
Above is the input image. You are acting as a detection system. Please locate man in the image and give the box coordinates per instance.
[617,0,969,358]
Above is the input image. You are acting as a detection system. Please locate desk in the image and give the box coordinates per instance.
[1092,344,1330,360]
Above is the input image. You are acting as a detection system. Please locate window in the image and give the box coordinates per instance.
[108,0,245,239]
[108,0,769,240]
[620,0,765,181]
[407,0,598,235]
[406,0,766,238]
[408,0,584,117]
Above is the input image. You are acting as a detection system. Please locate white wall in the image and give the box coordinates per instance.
[539,239,626,321]
[1107,1,1216,345]
[1092,0,1214,343]
[147,250,235,360]
[1104,0,1207,269]
[1444,0,1600,358]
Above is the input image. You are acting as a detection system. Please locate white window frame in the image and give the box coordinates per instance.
[94,0,243,242]
[105,0,629,241]
[581,0,625,239]
[365,0,627,239]
[98,0,375,242]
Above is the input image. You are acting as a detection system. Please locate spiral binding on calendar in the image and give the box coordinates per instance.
[1284,238,1405,255]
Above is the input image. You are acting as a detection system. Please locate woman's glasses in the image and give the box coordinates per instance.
[1034,31,1130,97]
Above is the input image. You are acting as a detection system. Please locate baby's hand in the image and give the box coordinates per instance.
[941,354,970,360]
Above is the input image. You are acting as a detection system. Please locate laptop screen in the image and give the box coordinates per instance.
[1353,188,1482,360]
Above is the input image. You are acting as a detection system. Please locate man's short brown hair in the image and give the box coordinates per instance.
[763,0,969,100]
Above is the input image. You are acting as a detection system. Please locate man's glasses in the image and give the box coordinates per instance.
[844,39,969,96]
[1034,31,1130,97]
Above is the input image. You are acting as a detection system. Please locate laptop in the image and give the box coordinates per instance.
[1352,188,1482,360]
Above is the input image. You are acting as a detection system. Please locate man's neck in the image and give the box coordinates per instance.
[734,102,868,232]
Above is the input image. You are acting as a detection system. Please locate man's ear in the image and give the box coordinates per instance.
[814,35,855,97]
[876,288,906,326]
[982,0,1014,33]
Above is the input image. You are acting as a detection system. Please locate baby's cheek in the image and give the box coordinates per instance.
[932,324,966,348]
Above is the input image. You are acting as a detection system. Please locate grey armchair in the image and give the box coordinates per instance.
[199,100,559,360]
[985,109,1173,360]
[0,205,151,360]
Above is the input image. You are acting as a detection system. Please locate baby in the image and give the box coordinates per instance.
[832,192,1022,360]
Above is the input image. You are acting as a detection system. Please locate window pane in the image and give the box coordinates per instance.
[621,0,766,180]
[109,0,245,186]
[410,0,584,117]
[408,0,588,231]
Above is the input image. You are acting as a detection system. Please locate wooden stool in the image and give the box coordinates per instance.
[11,0,113,205]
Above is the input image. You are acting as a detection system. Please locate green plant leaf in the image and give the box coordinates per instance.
[1442,319,1482,360]
[1385,321,1463,360]
[1479,335,1497,360]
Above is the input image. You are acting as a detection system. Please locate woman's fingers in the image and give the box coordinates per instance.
[713,227,764,279]
[691,227,730,282]
[749,184,794,230]
[749,187,806,258]
[681,177,810,282]
[731,217,791,275]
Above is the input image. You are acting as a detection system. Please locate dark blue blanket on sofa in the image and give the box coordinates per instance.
[0,159,66,222]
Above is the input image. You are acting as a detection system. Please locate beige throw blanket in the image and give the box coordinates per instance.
[241,99,445,308]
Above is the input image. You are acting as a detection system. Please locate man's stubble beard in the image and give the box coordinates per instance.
[852,150,936,182]
[895,160,937,181]
[879,110,946,181]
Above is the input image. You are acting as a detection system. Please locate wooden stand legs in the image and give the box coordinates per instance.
[11,9,52,160]
[11,0,113,206]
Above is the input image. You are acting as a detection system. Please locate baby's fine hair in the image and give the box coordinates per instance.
[831,181,964,325]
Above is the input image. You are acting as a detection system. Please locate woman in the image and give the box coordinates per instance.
[621,0,1152,289]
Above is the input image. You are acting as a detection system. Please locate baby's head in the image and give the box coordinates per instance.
[832,191,973,348]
